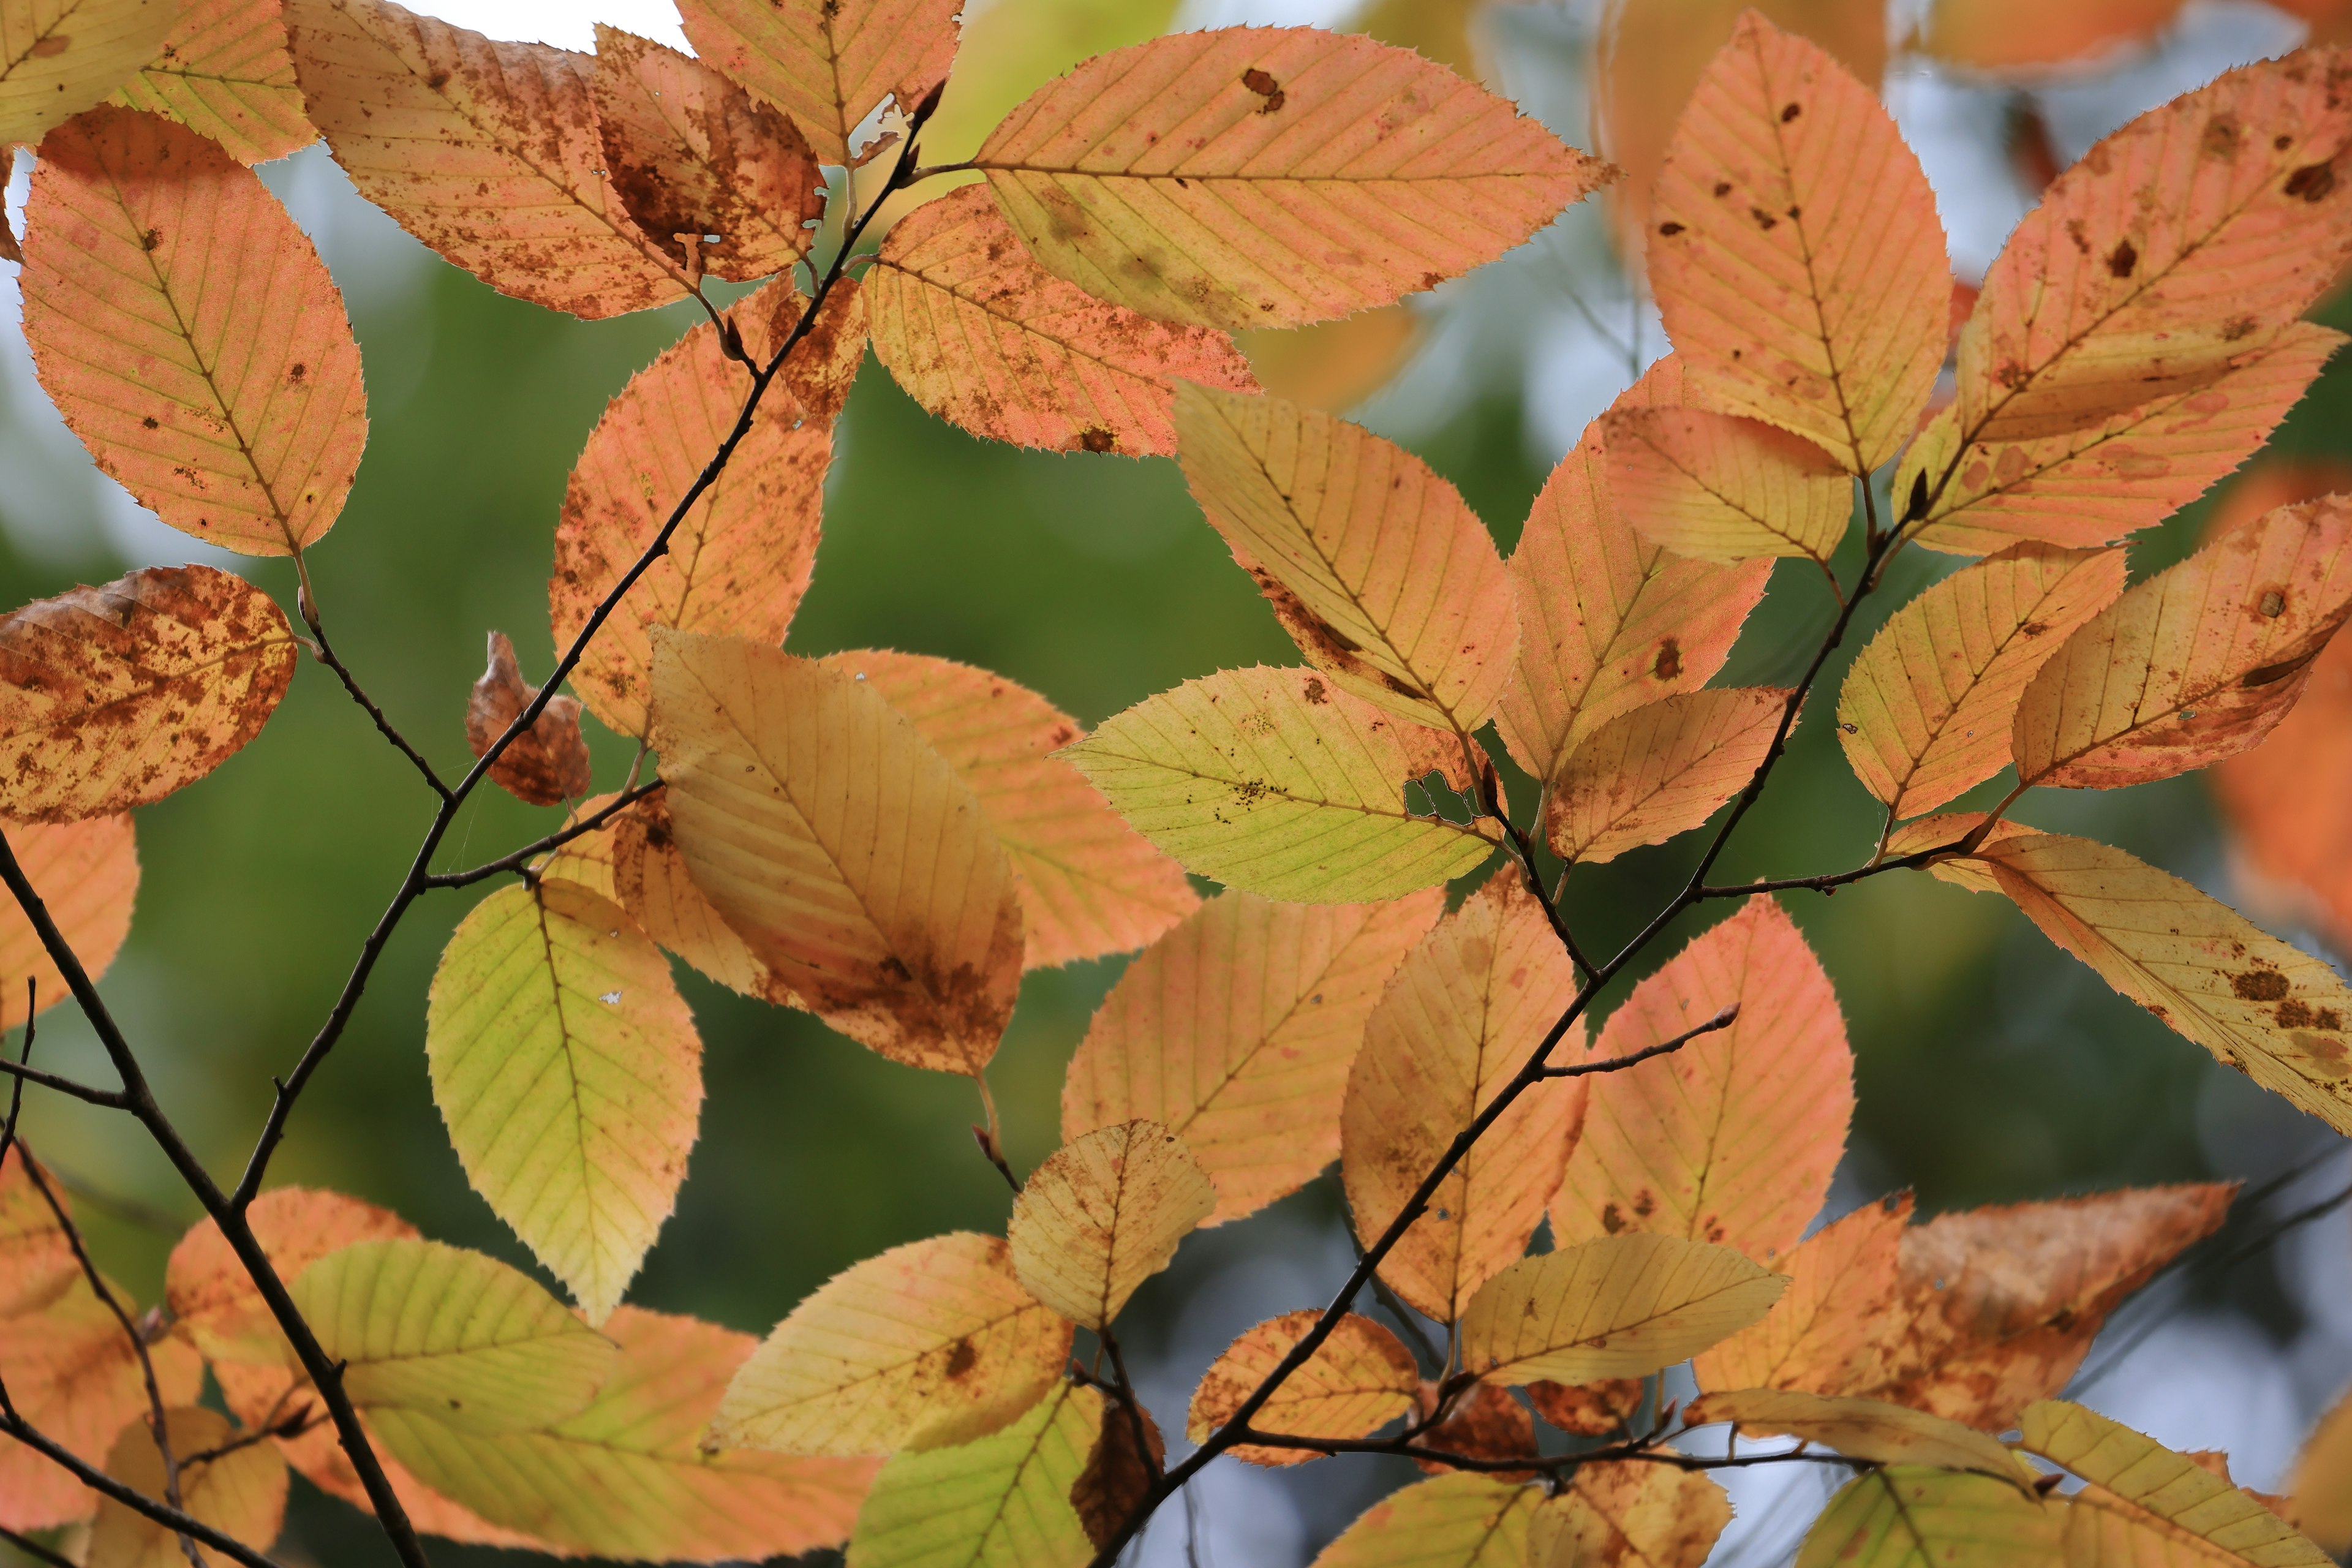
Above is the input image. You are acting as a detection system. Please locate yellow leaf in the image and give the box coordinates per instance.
[0,1146,76,1317]
[1060,665,1496,904]
[1341,873,1583,1320]
[426,878,703,1326]
[167,1187,417,1368]
[1061,889,1442,1225]
[2290,1388,2352,1555]
[0,565,298,823]
[1008,1120,1216,1330]
[1546,687,1789,864]
[977,28,1610,331]
[0,0,175,145]
[1177,383,1518,734]
[1883,812,2039,894]
[1528,1462,1730,1567]
[0,815,137,1029]
[1839,543,2125,818]
[88,1407,288,1568]
[1185,1311,1418,1468]
[712,1232,1071,1458]
[290,1238,617,1432]
[676,0,960,167]
[847,1381,1101,1568]
[1796,1468,2062,1568]
[649,631,1025,1076]
[1688,1388,2029,1482]
[110,0,314,164]
[1605,408,1853,565]
[1309,1472,1539,1567]
[1692,1193,1912,1397]
[546,792,786,1004]
[1458,1234,1786,1386]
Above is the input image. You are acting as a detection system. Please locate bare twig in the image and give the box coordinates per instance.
[1227,1427,1868,1475]
[421,780,666,889]
[0,1521,79,1568]
[293,568,451,804]
[1539,1005,1738,1078]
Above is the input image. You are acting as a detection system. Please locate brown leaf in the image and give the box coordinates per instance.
[1412,1381,1538,1479]
[466,631,592,807]
[1526,1377,1645,1438]
[1071,1399,1164,1551]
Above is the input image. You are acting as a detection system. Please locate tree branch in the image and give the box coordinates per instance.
[1227,1427,1868,1475]
[293,565,451,804]
[420,781,665,890]
[1539,1005,1737,1077]
[0,1395,285,1568]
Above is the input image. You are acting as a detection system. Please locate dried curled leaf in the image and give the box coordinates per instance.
[1525,1377,1644,1439]
[869,184,1257,456]
[1693,1193,1912,1398]
[23,105,366,554]
[1687,1389,2027,1482]
[1008,1120,1216,1330]
[676,0,960,166]
[167,1187,417,1368]
[0,815,137,1029]
[1185,1311,1418,1467]
[712,1232,1070,1458]
[978,27,1611,331]
[1604,408,1853,565]
[465,633,594,807]
[0,565,298,823]
[0,0,175,146]
[89,1406,288,1568]
[1545,687,1789,864]
[1310,1472,1540,1568]
[110,0,314,164]
[1070,1398,1163,1553]
[1460,1234,1786,1387]
[1061,889,1441,1225]
[1795,1468,2061,1568]
[285,0,685,319]
[847,1382,1100,1568]
[1526,1462,1731,1568]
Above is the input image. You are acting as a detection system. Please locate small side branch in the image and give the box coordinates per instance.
[294,568,451,804]
[1539,1005,1738,1078]
[0,1397,285,1568]
[421,781,665,889]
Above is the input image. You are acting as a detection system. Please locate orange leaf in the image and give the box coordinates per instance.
[1525,1377,1644,1438]
[1648,13,1948,475]
[1528,1460,1732,1568]
[1341,873,1585,1321]
[284,0,685,320]
[1838,543,2126,818]
[21,106,366,554]
[1605,407,1853,565]
[1008,1120,1216,1330]
[976,27,1610,331]
[755,276,870,425]
[1885,810,2046,894]
[0,1147,76,1318]
[1900,323,2343,556]
[1409,1381,1539,1479]
[1553,898,1850,1264]
[590,24,824,284]
[167,1187,417,1368]
[0,816,137,1030]
[1238,305,1421,417]
[2013,495,2352,789]
[0,565,298,823]
[111,0,315,164]
[820,649,1196,970]
[1545,687,1789,865]
[675,0,960,166]
[1692,1193,1912,1397]
[550,284,830,742]
[1177,383,1517,734]
[465,632,592,807]
[89,1406,288,1568]
[1914,0,2190,72]
[1497,358,1772,783]
[1061,889,1442,1226]
[1185,1311,1418,1468]
[546,792,786,1004]
[868,184,1258,456]
[1956,51,2352,443]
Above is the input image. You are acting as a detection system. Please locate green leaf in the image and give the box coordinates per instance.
[846,1381,1101,1568]
[1796,1468,2062,1568]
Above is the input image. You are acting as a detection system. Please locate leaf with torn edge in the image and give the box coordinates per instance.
[674,0,961,166]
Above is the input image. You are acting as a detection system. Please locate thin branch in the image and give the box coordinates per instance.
[1539,1005,1738,1077]
[2,984,36,1161]
[1227,1427,1868,1475]
[0,1397,285,1568]
[0,1050,127,1109]
[0,1521,79,1568]
[293,562,451,803]
[1477,758,1595,979]
[1097,1327,1164,1491]
[420,780,666,889]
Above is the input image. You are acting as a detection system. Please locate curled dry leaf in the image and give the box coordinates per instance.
[1647,12,1948,474]
[869,184,1258,456]
[1341,873,1585,1321]
[675,0,960,166]
[0,564,298,823]
[820,649,1197,969]
[1409,1382,1538,1479]
[1008,1119,1216,1330]
[284,0,685,319]
[712,1232,1070,1459]
[1458,1234,1788,1387]
[1524,1376,1644,1438]
[847,1381,1101,1568]
[1553,898,1852,1265]
[1061,889,1442,1225]
[1795,1468,2060,1568]
[465,632,593,807]
[1604,407,1853,566]
[1545,687,1790,864]
[1069,1399,1163,1552]
[1693,1192,1912,1398]
[590,24,823,283]
[167,1186,417,1368]
[23,105,367,554]
[110,0,315,164]
[1686,1389,2028,1483]
[1061,665,1497,904]
[1498,356,1773,783]
[1177,382,1517,733]
[1526,1462,1732,1568]
[650,632,1025,1076]
[1310,1471,1539,1567]
[0,815,137,1028]
[89,1406,289,1568]
[978,27,1610,331]
[0,0,176,146]
[1184,1311,1418,1468]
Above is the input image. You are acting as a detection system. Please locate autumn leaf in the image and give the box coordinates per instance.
[464,632,593,807]
[284,0,685,318]
[1647,12,1948,475]
[357,1309,872,1563]
[21,106,367,554]
[1069,1398,1163,1553]
[427,878,701,1326]
[0,815,137,1030]
[110,0,314,164]
[728,271,870,423]
[1604,408,1853,565]
[1185,1311,1418,1468]
[712,1232,1069,1458]
[1238,306,1422,416]
[675,0,960,167]
[1956,51,2352,443]
[1060,665,1497,903]
[0,0,175,146]
[1498,359,1773,783]
[1061,889,1441,1225]
[976,27,1610,331]
[167,1187,417,1368]
[290,1238,617,1431]
[1458,1234,1786,1386]
[1525,1376,1644,1439]
[1795,1468,2061,1568]
[1913,0,2190,71]
[0,1146,77,1317]
[590,24,823,284]
[1545,687,1789,864]
[819,649,1197,969]
[1553,899,1852,1264]
[0,565,298,823]
[552,279,830,742]
[649,631,1025,1076]
[1838,543,2125,818]
[1008,1120,1216,1330]
[1693,1193,1912,1397]
[88,1406,288,1568]
[1341,873,1583,1320]
[1897,325,2343,556]
[1310,1472,1539,1568]
[1687,1389,2029,1482]
[2291,1387,2352,1555]
[546,792,785,1003]
[1526,1463,1731,1568]
[847,1380,1101,1568]
[1409,1382,1539,1479]
[2022,1401,2331,1566]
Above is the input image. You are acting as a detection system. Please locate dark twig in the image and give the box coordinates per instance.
[1478,760,1596,978]
[2,982,34,1161]
[420,780,666,889]
[0,1521,79,1568]
[293,567,451,804]
[0,1050,127,1109]
[1226,1427,1868,1475]
[1098,1327,1164,1488]
[1539,1005,1738,1078]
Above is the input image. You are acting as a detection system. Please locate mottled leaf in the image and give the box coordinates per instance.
[676,0,960,166]
[1008,1120,1215,1330]
[1185,1311,1417,1468]
[1409,1382,1538,1479]
[1458,1234,1786,1387]
[0,815,136,1030]
[1546,687,1788,864]
[88,1406,287,1568]
[1605,408,1853,565]
[1795,1468,2062,1568]
[1693,1193,1912,1397]
[464,631,593,807]
[846,1381,1101,1568]
[1526,1463,1731,1568]
[1525,1376,1645,1439]
[546,791,785,1004]
[1308,1472,1538,1568]
[111,0,313,164]
[0,0,174,145]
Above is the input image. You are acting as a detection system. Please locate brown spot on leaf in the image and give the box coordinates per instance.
[1653,639,1683,680]
[1600,1202,1626,1234]
[1079,428,1115,453]
[2232,969,2291,1001]
[1781,102,1802,122]
[141,417,159,430]
[943,1338,977,1379]
[1302,676,1329,704]
[2106,239,2137,278]
[1659,221,1685,236]
[2286,161,2338,201]
[1713,181,1732,197]
[1241,68,1285,113]
[2259,590,2286,617]
[2278,1000,2316,1028]
[1750,206,1779,230]
[29,34,69,56]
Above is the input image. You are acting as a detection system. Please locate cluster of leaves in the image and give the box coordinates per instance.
[3,0,2352,1564]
